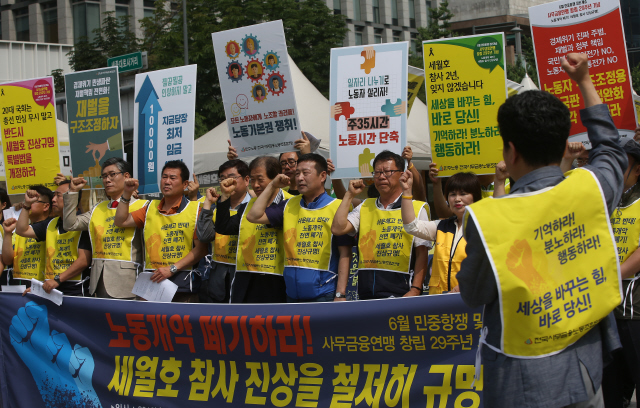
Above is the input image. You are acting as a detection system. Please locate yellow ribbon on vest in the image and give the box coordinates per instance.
[611,197,640,265]
[143,200,198,270]
[467,168,621,358]
[358,198,427,273]
[12,233,45,281]
[237,190,293,274]
[45,217,82,281]
[282,195,341,271]
[212,207,239,265]
[89,199,147,262]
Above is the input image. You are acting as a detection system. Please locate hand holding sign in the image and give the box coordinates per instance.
[227,140,239,160]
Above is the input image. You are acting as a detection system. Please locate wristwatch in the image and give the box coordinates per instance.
[53,275,61,284]
[169,265,178,275]
[335,292,345,298]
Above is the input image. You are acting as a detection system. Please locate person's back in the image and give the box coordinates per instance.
[457,53,627,407]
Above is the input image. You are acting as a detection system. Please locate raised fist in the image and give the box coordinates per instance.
[272,174,290,189]
[70,176,87,193]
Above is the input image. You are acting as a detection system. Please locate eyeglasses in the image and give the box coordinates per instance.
[280,159,297,168]
[373,170,401,179]
[101,171,124,180]
[575,158,589,165]
[219,174,243,182]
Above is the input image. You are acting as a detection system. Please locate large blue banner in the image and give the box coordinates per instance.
[0,293,484,407]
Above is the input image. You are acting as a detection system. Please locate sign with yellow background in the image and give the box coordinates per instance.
[0,77,60,193]
[423,33,507,177]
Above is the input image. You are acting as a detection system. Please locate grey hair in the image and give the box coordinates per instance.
[102,157,132,176]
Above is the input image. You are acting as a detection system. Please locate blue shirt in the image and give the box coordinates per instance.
[266,192,353,300]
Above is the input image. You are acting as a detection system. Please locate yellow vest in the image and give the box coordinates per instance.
[89,199,147,262]
[143,200,198,270]
[466,168,621,358]
[357,198,427,274]
[12,233,45,281]
[611,197,640,266]
[237,190,293,274]
[282,195,341,271]
[430,218,467,294]
[212,207,239,265]
[481,180,511,199]
[45,217,83,281]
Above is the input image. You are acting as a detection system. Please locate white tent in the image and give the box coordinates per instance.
[519,73,539,93]
[194,58,433,174]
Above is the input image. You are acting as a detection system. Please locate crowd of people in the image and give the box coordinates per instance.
[0,52,638,407]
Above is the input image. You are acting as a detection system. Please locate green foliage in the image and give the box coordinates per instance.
[51,69,65,94]
[417,0,454,42]
[66,0,347,138]
[631,63,640,94]
[506,34,539,88]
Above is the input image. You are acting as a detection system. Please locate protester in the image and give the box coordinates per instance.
[247,153,352,302]
[331,150,429,299]
[0,188,11,285]
[401,170,481,294]
[2,187,45,287]
[16,181,91,296]
[62,158,147,299]
[457,53,626,407]
[602,139,640,407]
[227,130,316,195]
[197,159,251,303]
[115,160,208,302]
[201,156,291,303]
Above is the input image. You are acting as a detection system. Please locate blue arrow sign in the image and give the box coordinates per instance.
[136,76,162,194]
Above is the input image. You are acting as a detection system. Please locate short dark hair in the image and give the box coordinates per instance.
[231,65,239,71]
[249,156,281,180]
[498,90,571,167]
[29,185,53,204]
[162,160,190,182]
[56,180,83,204]
[0,188,11,211]
[279,151,300,161]
[102,157,132,177]
[444,172,482,203]
[268,55,275,61]
[251,63,258,68]
[372,150,405,172]
[219,159,249,178]
[297,153,327,174]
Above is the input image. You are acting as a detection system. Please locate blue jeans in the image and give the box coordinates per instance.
[287,292,335,303]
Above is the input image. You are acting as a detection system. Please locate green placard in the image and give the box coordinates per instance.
[107,52,143,73]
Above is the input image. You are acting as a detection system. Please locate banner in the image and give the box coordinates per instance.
[423,34,507,177]
[212,20,301,158]
[64,67,123,186]
[330,43,409,179]
[0,77,61,193]
[0,293,484,407]
[530,0,637,146]
[133,65,197,194]
[407,66,426,116]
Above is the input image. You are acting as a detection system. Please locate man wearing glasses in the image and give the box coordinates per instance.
[332,150,430,299]
[196,159,251,303]
[62,158,147,299]
[16,181,92,296]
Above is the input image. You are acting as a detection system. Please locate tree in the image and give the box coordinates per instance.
[506,34,539,87]
[631,62,640,94]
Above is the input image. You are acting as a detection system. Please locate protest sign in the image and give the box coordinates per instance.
[212,20,301,157]
[133,65,197,194]
[64,67,123,186]
[330,43,408,179]
[0,293,484,407]
[408,65,426,116]
[530,0,637,146]
[0,77,60,193]
[423,34,507,177]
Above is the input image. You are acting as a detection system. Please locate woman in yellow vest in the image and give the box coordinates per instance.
[400,169,482,294]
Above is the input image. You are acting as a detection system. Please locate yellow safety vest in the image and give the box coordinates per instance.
[466,168,621,358]
[481,180,511,199]
[12,233,45,281]
[236,190,293,274]
[611,197,640,266]
[45,217,82,281]
[212,207,239,265]
[430,218,467,294]
[143,200,198,270]
[282,195,341,272]
[89,199,147,262]
[357,198,428,274]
